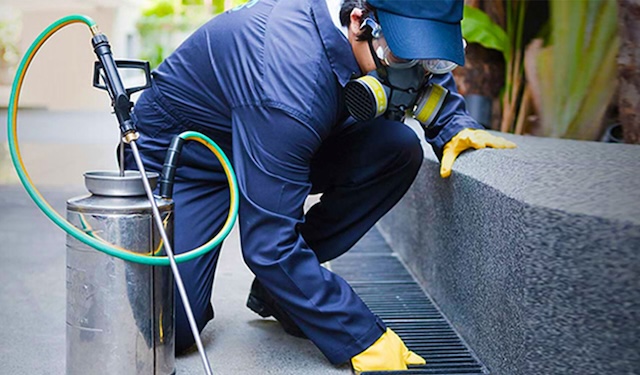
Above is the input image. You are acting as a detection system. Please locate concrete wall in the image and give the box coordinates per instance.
[377,132,640,375]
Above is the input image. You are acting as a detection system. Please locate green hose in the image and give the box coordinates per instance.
[7,15,239,266]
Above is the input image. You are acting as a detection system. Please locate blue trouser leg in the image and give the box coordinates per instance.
[165,162,228,353]
[125,134,231,353]
[231,105,423,364]
[302,118,424,263]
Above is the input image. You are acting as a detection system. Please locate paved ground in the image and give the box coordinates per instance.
[0,109,351,374]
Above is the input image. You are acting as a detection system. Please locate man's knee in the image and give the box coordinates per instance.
[386,125,423,178]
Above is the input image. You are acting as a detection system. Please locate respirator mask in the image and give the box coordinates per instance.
[344,16,455,126]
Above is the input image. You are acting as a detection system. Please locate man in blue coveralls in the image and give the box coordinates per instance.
[124,0,515,372]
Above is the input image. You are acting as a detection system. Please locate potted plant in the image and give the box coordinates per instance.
[462,1,620,141]
[460,1,529,133]
[524,0,619,140]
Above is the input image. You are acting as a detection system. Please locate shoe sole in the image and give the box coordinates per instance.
[246,293,308,339]
[247,294,273,318]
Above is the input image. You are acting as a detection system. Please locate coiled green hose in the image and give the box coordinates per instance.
[7,15,238,266]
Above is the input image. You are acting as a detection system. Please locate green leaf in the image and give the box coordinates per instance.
[142,0,176,18]
[461,5,509,60]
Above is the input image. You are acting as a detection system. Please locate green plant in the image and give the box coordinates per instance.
[137,1,201,68]
[529,0,619,140]
[461,5,508,61]
[461,2,528,134]
[137,0,247,68]
[462,1,620,141]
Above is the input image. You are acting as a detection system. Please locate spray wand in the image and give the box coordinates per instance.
[88,25,215,375]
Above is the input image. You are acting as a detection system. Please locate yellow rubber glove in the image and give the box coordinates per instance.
[440,128,517,178]
[351,328,425,373]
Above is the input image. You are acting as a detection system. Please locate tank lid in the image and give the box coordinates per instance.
[84,170,159,197]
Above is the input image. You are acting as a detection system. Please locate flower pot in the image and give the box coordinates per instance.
[464,94,492,129]
[600,123,623,143]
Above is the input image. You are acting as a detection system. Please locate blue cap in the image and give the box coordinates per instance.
[367,0,465,66]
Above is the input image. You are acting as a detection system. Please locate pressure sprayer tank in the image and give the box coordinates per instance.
[65,170,175,374]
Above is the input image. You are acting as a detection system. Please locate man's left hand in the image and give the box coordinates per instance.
[440,128,517,178]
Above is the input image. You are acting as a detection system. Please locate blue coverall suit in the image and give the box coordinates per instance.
[124,0,481,364]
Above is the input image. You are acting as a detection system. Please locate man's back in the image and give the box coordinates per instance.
[150,0,354,136]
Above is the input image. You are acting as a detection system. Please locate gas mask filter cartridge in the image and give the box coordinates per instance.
[344,74,390,121]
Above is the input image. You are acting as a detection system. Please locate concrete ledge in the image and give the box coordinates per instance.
[377,132,640,375]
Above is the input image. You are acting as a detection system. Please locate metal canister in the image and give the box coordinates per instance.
[66,171,175,375]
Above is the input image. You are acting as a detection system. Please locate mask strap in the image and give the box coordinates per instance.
[367,38,387,79]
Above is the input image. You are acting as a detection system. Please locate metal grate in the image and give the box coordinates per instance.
[332,255,416,283]
[346,228,393,255]
[331,228,489,375]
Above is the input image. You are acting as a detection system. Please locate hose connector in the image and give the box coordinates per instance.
[122,131,139,144]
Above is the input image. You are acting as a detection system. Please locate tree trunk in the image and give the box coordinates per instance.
[617,0,640,144]
[453,43,505,100]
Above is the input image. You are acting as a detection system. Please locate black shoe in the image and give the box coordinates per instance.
[246,278,308,339]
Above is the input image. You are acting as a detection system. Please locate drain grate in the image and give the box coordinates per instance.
[331,228,489,375]
[332,254,415,283]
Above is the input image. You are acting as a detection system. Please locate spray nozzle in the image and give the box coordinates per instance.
[91,33,151,135]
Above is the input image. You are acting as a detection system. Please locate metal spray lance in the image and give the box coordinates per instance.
[89,25,215,375]
[9,15,237,374]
